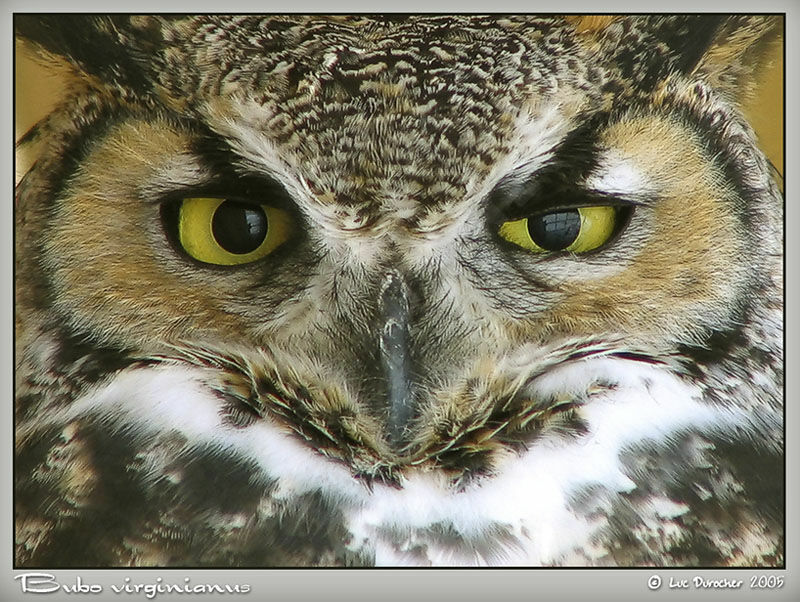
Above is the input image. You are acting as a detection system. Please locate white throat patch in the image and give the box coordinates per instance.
[50,356,746,566]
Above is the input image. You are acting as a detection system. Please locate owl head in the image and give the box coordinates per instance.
[15,15,783,566]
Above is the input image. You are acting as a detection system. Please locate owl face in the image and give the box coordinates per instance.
[15,15,783,566]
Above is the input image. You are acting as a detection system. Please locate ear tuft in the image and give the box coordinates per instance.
[693,15,783,105]
[564,15,617,35]
[14,14,163,94]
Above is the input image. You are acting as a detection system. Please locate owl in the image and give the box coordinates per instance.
[15,14,784,567]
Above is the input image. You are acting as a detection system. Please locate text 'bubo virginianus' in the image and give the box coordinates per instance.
[15,14,784,567]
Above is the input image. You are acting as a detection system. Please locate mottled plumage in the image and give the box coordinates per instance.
[15,14,783,567]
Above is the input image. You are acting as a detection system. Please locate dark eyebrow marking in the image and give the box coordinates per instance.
[483,112,611,222]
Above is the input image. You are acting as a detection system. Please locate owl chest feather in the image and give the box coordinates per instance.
[27,356,757,566]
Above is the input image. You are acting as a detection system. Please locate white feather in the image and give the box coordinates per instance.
[584,149,654,198]
[51,356,747,566]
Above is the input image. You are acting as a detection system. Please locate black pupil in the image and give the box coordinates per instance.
[527,210,581,251]
[211,201,268,254]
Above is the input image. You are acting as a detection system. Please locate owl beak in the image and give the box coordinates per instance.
[378,269,415,449]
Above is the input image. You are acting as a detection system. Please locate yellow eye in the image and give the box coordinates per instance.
[177,197,292,265]
[498,206,618,253]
